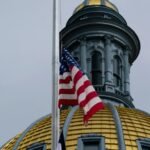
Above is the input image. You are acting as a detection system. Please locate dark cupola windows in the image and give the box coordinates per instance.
[91,51,102,85]
[113,55,122,89]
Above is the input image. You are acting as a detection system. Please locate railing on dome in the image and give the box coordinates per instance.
[93,85,134,108]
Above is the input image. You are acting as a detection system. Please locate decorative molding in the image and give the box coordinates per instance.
[104,34,114,45]
[78,36,87,45]
[86,40,104,51]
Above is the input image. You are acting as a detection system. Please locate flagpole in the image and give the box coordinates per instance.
[52,0,60,149]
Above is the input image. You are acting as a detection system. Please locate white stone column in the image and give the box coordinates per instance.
[124,47,130,94]
[121,64,124,92]
[102,57,105,85]
[104,35,114,92]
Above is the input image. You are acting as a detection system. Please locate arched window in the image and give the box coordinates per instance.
[113,56,122,89]
[91,51,102,85]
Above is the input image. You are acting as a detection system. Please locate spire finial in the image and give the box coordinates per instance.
[74,0,118,13]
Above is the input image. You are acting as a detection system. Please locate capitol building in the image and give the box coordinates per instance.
[1,0,150,150]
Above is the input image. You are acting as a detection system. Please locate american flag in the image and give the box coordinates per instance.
[59,49,104,123]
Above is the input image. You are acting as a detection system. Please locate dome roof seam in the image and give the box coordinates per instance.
[62,106,79,140]
[12,114,51,150]
[108,104,126,150]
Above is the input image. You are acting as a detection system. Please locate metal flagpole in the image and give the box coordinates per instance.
[52,0,60,149]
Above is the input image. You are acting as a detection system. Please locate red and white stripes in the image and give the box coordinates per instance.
[59,65,104,123]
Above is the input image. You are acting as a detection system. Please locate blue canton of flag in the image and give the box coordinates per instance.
[60,49,81,75]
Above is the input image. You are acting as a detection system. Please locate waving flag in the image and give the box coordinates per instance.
[59,49,104,123]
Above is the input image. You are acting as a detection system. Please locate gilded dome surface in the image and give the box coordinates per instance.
[74,0,119,13]
[1,1,149,150]
[1,106,150,150]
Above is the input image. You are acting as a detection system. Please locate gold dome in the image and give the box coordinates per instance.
[74,0,119,13]
[1,106,150,150]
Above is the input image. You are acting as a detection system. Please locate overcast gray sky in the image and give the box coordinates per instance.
[0,0,150,146]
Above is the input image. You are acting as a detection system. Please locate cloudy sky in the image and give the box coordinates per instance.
[0,0,150,146]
